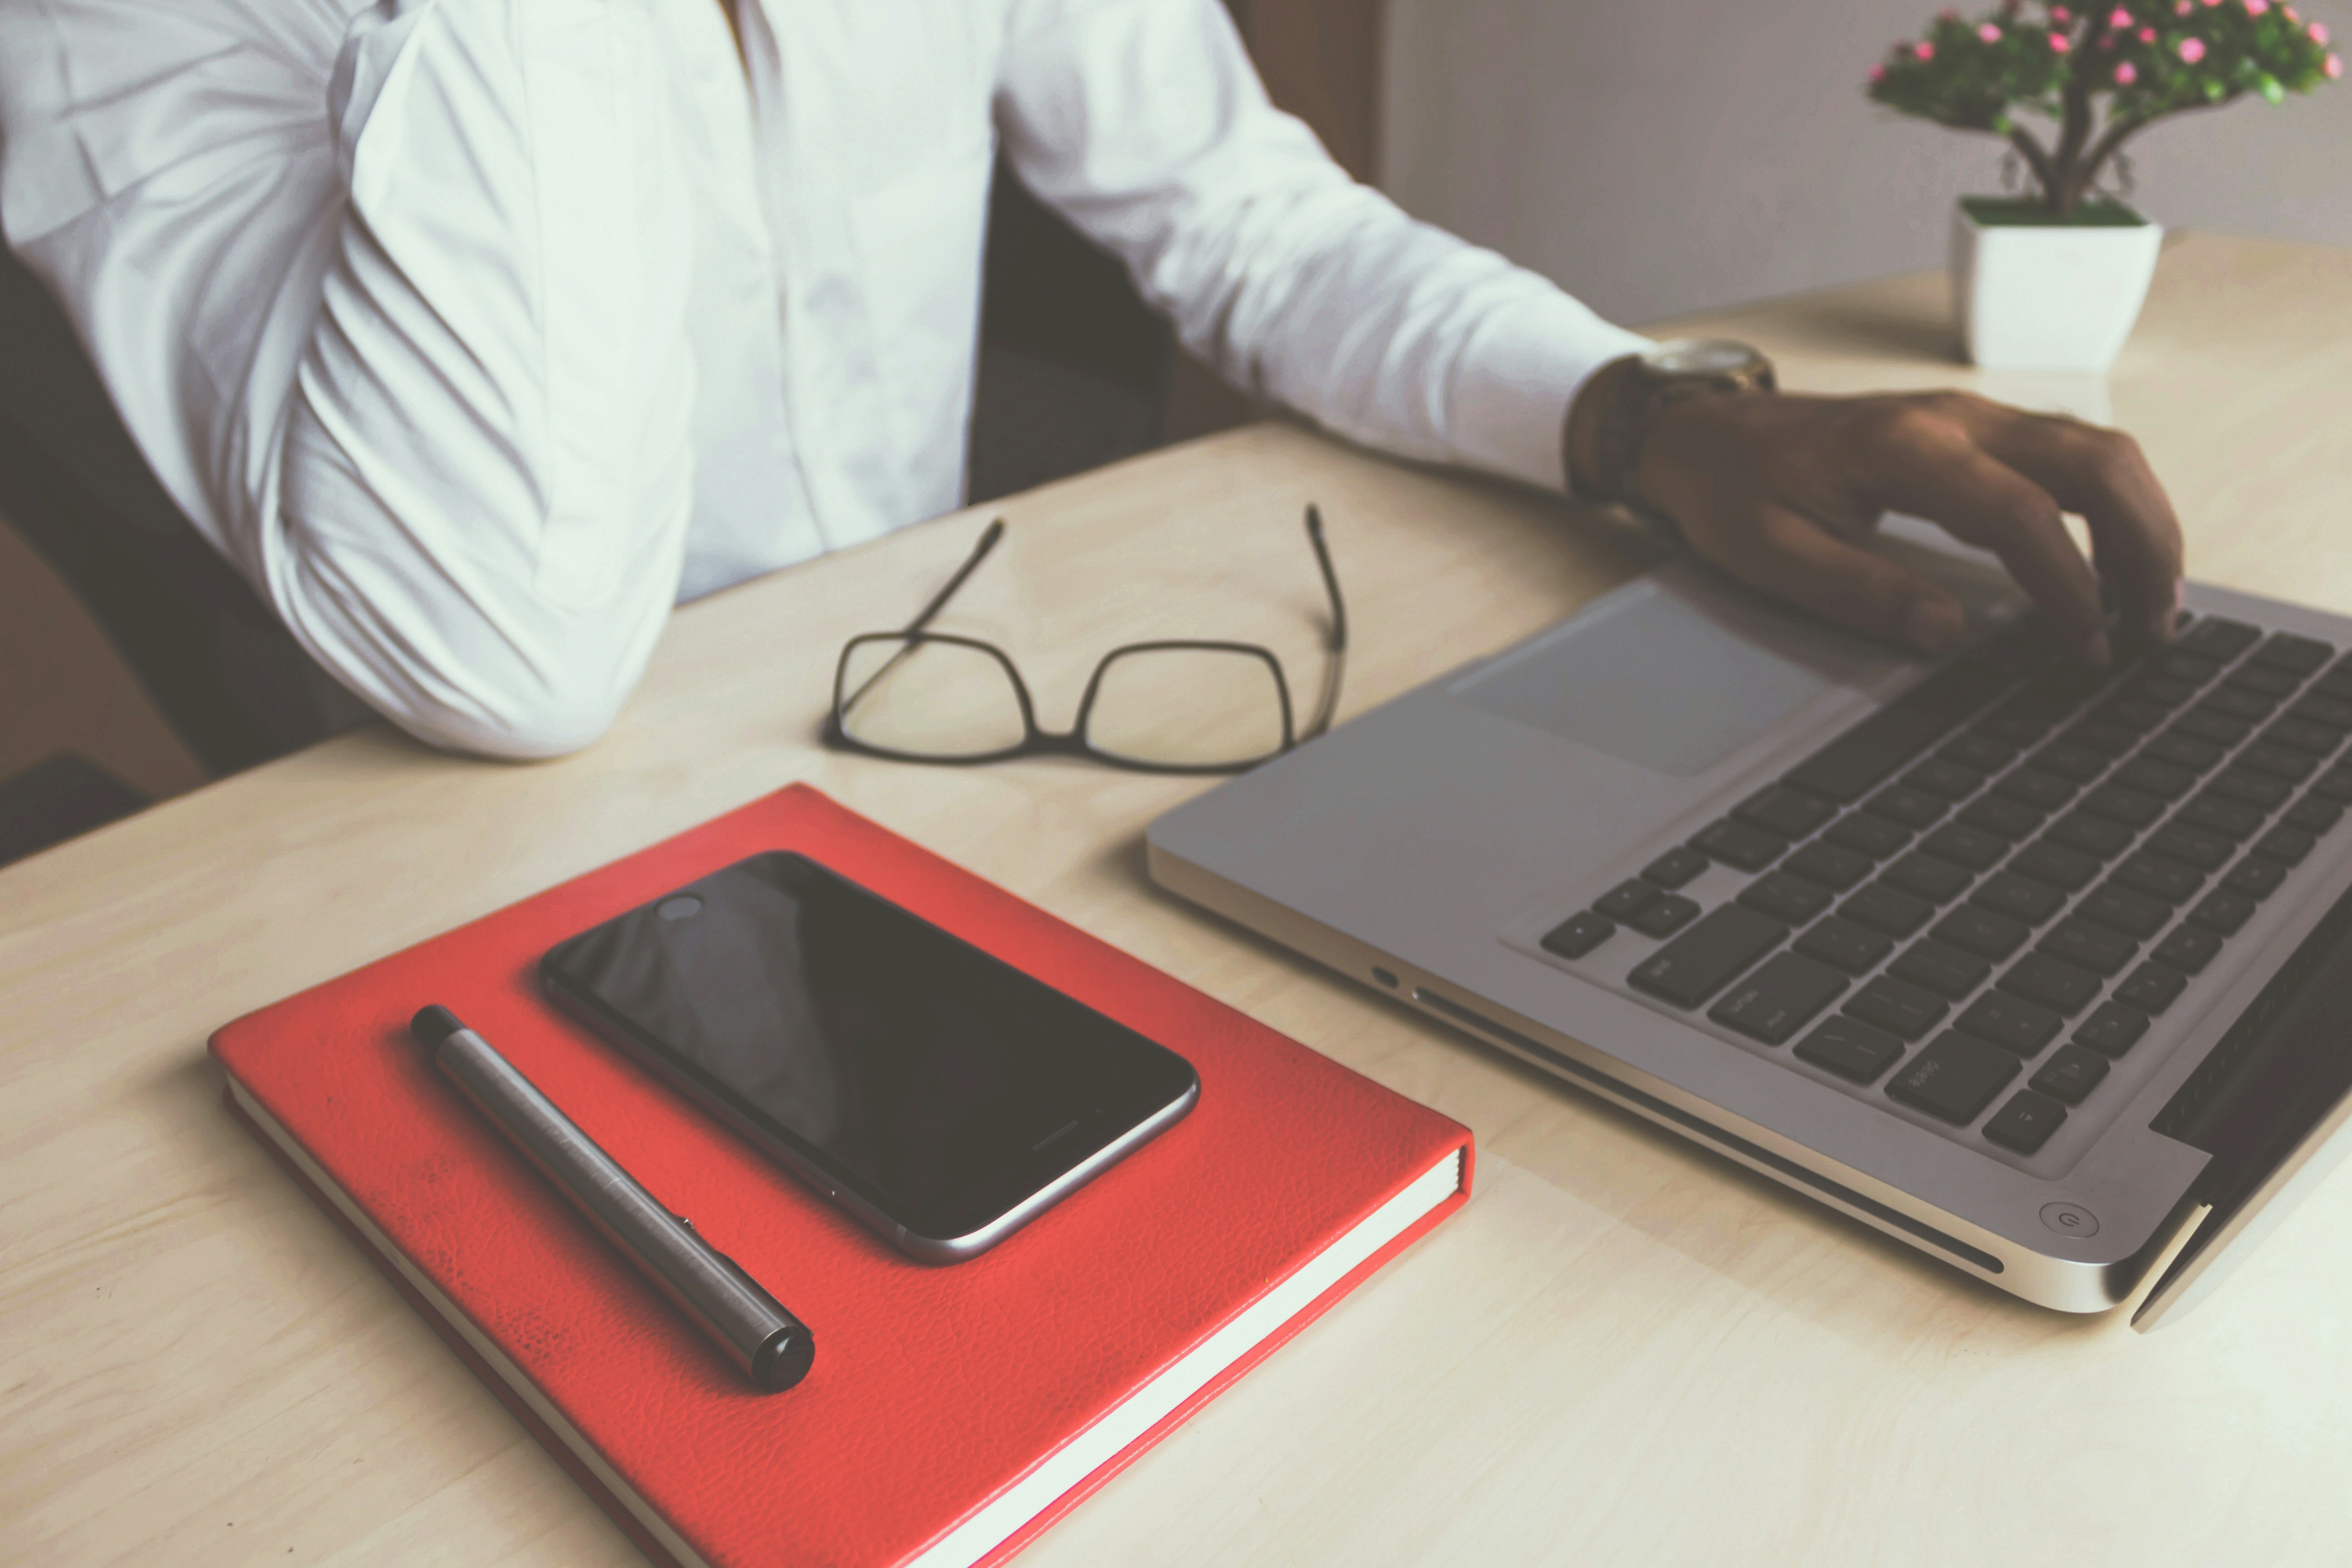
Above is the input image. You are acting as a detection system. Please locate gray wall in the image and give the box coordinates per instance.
[1382,0,2352,326]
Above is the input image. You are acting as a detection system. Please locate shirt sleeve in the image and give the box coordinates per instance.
[991,0,1651,493]
[0,0,710,759]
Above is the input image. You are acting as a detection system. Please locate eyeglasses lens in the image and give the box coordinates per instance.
[838,637,1028,759]
[1085,647,1288,768]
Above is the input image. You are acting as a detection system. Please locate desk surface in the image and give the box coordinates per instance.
[9,232,2352,1566]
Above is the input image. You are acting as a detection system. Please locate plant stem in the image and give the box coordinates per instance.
[2004,125,2060,205]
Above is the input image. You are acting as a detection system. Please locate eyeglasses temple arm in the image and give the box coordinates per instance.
[902,516,1006,635]
[1302,504,1348,739]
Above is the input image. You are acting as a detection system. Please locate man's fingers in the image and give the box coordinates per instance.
[1853,407,2110,663]
[1965,407,2185,648]
[1689,502,1968,656]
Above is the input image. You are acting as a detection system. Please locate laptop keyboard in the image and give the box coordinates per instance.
[1541,615,2352,1158]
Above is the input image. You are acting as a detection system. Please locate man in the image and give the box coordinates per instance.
[0,0,2180,760]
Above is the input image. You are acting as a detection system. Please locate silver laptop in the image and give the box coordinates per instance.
[1148,520,2352,1318]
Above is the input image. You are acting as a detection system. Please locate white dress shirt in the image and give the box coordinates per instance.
[0,0,1646,758]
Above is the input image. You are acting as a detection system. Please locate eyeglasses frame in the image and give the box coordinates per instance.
[823,505,1347,776]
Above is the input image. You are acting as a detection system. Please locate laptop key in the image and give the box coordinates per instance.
[1888,1031,2020,1124]
[2111,758,2196,800]
[1629,905,1788,1008]
[1824,812,1912,859]
[1734,785,1839,840]
[1883,851,1975,903]
[1934,905,2030,962]
[2153,923,2223,975]
[1642,846,1711,888]
[2127,675,2199,709]
[1866,785,1950,830]
[1940,734,2018,773]
[1969,871,2068,925]
[2146,822,2234,873]
[2292,692,2352,730]
[1999,952,2103,1014]
[1957,794,2044,841]
[1842,882,1936,937]
[2038,916,2138,977]
[2188,888,2258,935]
[2074,1000,2151,1057]
[1955,988,2061,1054]
[1708,952,1848,1045]
[2315,765,2352,804]
[2010,840,2101,892]
[1919,823,2009,872]
[2239,742,2319,783]
[2250,632,2335,674]
[2045,810,2136,859]
[1784,840,1876,891]
[2178,617,2263,662]
[2174,709,2252,747]
[1794,916,1895,975]
[2222,856,2286,899]
[2252,825,2316,866]
[1889,940,1991,1000]
[2110,851,2205,904]
[2079,784,2166,830]
[2177,793,2267,841]
[1542,911,1617,960]
[2225,663,2304,700]
[1739,872,1834,925]
[1903,759,1987,800]
[1973,712,2049,749]
[2264,717,2343,757]
[2201,688,2278,724]
[2078,882,2173,939]
[1690,818,1788,872]
[2207,767,2293,809]
[1844,975,1948,1041]
[1795,1014,1907,1083]
[2144,731,2225,772]
[2286,795,2342,833]
[2116,961,2187,1014]
[2065,718,2141,758]
[1995,768,2078,810]
[2031,742,2110,783]
[1595,879,1661,921]
[2157,650,2224,684]
[1984,1090,2068,1153]
[2097,698,2173,734]
[1629,894,1701,938]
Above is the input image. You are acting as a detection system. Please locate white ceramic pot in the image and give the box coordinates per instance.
[1950,204,2163,372]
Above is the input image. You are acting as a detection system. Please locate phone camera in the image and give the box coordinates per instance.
[657,896,704,921]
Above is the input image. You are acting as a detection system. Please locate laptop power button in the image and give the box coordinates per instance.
[2040,1201,2100,1238]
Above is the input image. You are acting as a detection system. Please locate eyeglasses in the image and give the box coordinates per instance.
[824,506,1347,774]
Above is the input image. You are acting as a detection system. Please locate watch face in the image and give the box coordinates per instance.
[1645,338,1759,377]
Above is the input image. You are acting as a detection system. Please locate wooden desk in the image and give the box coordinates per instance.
[8,233,2352,1565]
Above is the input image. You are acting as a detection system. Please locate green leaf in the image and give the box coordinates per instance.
[2259,73,2284,105]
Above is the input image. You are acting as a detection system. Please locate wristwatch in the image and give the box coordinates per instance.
[1571,338,1778,510]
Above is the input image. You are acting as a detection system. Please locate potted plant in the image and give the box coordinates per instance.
[1869,0,2339,370]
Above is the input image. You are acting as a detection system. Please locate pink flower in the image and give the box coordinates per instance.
[1939,6,1959,18]
[2051,30,2074,48]
[2202,0,2222,8]
[2313,22,2332,43]
[2053,4,2074,19]
[2286,5,2302,19]
[2141,24,2159,37]
[2109,4,2134,22]
[1980,21,2004,39]
[1870,62,1888,81]
[2328,52,2345,76]
[2115,59,2140,80]
[2176,0,2191,12]
[1913,39,1937,58]
[2179,34,2208,59]
[2246,0,2270,13]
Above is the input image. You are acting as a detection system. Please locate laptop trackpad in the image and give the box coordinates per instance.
[1450,576,1891,777]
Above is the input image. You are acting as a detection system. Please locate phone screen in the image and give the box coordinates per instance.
[540,853,1197,1245]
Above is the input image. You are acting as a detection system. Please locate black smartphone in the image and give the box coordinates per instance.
[539,851,1199,1262]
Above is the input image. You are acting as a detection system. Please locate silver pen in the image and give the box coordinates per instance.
[410,1005,815,1392]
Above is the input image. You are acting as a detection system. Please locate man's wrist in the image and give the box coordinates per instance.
[1563,340,1779,514]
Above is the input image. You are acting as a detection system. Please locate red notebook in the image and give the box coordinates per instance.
[212,784,1472,1568]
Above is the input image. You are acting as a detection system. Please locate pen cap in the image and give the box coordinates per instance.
[411,1005,465,1049]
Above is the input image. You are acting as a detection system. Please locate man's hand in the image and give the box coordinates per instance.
[1624,389,2185,666]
